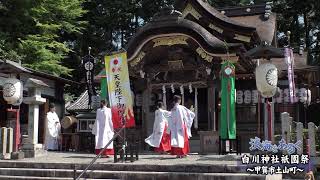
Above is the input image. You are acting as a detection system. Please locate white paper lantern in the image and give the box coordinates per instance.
[244,90,252,104]
[299,88,312,105]
[255,63,278,98]
[283,88,290,103]
[236,90,243,104]
[306,89,312,105]
[3,78,23,105]
[276,89,283,103]
[252,90,259,104]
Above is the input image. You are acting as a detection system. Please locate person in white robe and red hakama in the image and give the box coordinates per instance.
[92,100,114,157]
[145,101,171,153]
[169,95,195,158]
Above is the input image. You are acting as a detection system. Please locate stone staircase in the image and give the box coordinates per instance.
[0,161,277,180]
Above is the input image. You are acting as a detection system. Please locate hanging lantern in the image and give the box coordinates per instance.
[298,88,306,103]
[236,90,243,104]
[283,88,290,103]
[3,78,23,105]
[255,63,278,98]
[244,90,252,104]
[171,84,175,93]
[307,89,312,105]
[299,88,312,105]
[252,90,259,104]
[276,89,283,104]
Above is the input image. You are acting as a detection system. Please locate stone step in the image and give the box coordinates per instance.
[0,175,115,180]
[0,175,72,180]
[0,168,267,180]
[0,162,246,173]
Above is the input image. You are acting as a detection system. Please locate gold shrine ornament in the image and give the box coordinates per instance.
[196,47,213,62]
[153,36,188,47]
[130,51,146,67]
[182,4,202,20]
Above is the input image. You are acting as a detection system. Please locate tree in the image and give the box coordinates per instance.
[273,0,320,65]
[20,0,87,76]
[0,0,87,76]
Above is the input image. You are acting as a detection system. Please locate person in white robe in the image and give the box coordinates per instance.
[92,100,114,157]
[45,103,61,151]
[145,101,171,153]
[168,95,195,158]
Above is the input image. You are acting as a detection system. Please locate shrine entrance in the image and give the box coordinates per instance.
[150,83,208,133]
[125,14,242,143]
[123,1,263,151]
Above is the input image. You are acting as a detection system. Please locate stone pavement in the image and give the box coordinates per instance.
[4,152,241,165]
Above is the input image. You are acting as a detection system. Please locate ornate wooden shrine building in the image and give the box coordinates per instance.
[126,0,272,134]
[69,0,319,152]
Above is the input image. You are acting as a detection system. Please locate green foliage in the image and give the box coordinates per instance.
[0,0,86,76]
[0,32,24,62]
[1,0,319,94]
[22,0,86,76]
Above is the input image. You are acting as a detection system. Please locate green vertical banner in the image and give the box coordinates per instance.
[99,69,108,101]
[220,61,236,139]
[101,77,108,100]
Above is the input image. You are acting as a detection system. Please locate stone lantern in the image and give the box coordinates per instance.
[22,78,48,158]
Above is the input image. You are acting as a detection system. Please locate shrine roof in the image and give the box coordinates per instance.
[0,59,79,85]
[126,0,277,64]
[175,0,276,44]
[0,59,31,73]
[261,53,319,72]
[66,90,91,112]
[126,11,243,60]
[176,0,257,30]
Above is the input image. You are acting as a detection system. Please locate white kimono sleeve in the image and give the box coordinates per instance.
[92,110,100,135]
[163,110,171,134]
[47,114,58,138]
[183,106,195,138]
[108,108,114,132]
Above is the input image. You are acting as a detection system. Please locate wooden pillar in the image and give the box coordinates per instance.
[194,88,198,129]
[145,85,154,136]
[207,86,215,131]
[141,86,150,142]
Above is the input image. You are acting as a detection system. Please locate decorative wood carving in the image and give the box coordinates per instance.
[130,51,146,67]
[153,36,188,47]
[234,34,251,43]
[221,56,239,63]
[168,60,184,70]
[209,23,223,34]
[196,47,213,62]
[182,3,202,20]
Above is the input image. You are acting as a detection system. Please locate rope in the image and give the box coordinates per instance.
[194,88,198,129]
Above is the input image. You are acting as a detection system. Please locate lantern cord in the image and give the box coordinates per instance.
[223,40,230,62]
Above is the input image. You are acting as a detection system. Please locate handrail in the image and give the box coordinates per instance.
[75,127,125,180]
